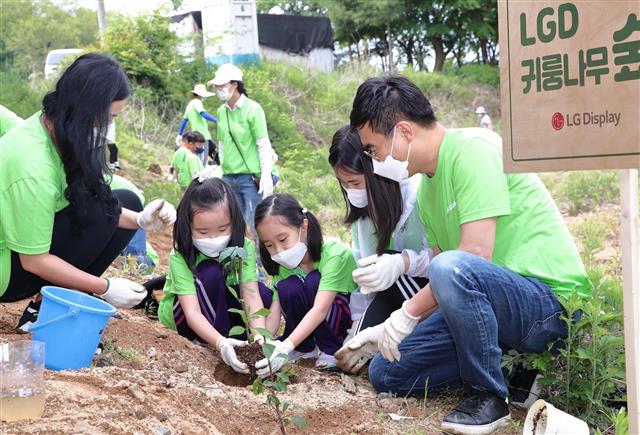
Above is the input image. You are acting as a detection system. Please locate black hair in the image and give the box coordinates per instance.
[232,81,248,97]
[350,75,437,136]
[42,52,130,226]
[329,125,403,255]
[174,177,246,274]
[183,131,205,143]
[254,194,323,275]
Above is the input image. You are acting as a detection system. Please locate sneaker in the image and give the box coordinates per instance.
[288,346,320,362]
[508,367,541,408]
[441,388,510,435]
[314,352,337,370]
[16,299,41,332]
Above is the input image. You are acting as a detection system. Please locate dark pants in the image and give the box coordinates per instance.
[1,189,142,302]
[259,270,352,355]
[107,142,118,164]
[172,259,270,341]
[207,139,219,165]
[356,275,429,333]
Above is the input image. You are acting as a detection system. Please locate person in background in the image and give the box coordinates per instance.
[108,174,159,273]
[475,106,493,130]
[176,84,218,166]
[328,125,432,374]
[158,177,269,374]
[0,53,176,331]
[343,76,590,435]
[209,63,277,234]
[171,131,205,190]
[106,121,120,170]
[254,194,356,373]
[0,104,23,137]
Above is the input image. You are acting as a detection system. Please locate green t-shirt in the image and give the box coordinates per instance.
[171,147,203,188]
[158,237,258,330]
[0,105,23,137]
[0,112,68,296]
[416,128,591,300]
[216,95,268,176]
[271,240,358,299]
[184,98,212,141]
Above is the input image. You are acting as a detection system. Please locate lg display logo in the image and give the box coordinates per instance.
[552,112,565,131]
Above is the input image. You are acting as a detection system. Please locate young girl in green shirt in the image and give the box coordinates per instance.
[158,177,269,374]
[171,131,205,189]
[253,194,357,374]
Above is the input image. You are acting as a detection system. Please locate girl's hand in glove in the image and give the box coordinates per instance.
[137,199,176,232]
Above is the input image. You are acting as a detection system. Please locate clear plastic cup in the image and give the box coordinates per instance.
[0,340,46,422]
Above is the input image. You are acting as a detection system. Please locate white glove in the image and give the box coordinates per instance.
[334,324,383,374]
[255,338,294,377]
[379,301,421,362]
[352,254,405,294]
[216,337,249,374]
[137,199,176,232]
[100,278,146,308]
[258,174,274,199]
[175,134,182,148]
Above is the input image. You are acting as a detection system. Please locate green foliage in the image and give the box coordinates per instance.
[102,12,181,101]
[252,361,306,434]
[142,181,182,209]
[572,217,611,267]
[0,1,98,76]
[0,68,42,118]
[559,171,619,215]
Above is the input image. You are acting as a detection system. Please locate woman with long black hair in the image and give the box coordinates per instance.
[0,53,176,329]
[328,125,432,373]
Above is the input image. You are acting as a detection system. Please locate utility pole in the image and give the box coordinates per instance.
[97,0,107,38]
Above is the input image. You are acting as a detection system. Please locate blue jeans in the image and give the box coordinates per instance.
[368,250,568,398]
[222,174,263,232]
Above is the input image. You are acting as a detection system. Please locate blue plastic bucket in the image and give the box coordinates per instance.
[29,286,116,370]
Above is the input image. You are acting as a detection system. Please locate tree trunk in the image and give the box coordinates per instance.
[479,37,489,64]
[387,20,394,73]
[97,0,107,38]
[431,37,446,71]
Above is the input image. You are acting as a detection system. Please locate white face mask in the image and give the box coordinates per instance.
[91,122,116,148]
[216,86,233,102]
[271,230,307,269]
[192,234,231,258]
[345,187,368,208]
[372,127,411,182]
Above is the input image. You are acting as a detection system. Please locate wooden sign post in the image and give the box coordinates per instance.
[498,1,640,432]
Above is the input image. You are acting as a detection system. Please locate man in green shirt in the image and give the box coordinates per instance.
[341,76,591,435]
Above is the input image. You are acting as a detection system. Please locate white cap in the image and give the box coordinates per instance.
[192,83,214,98]
[209,63,243,86]
[475,106,487,114]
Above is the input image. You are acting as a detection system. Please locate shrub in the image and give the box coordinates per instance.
[559,171,619,215]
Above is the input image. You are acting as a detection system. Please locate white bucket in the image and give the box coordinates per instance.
[523,400,589,435]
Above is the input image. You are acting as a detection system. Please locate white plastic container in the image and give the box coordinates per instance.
[523,399,589,435]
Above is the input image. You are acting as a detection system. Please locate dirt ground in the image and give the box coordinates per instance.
[0,225,526,435]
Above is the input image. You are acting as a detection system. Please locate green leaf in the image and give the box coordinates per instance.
[282,401,290,413]
[267,393,280,407]
[276,372,290,383]
[252,308,271,318]
[283,417,290,426]
[228,308,248,323]
[226,286,239,300]
[262,343,275,359]
[252,379,264,395]
[228,326,246,337]
[254,328,273,340]
[292,415,307,428]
